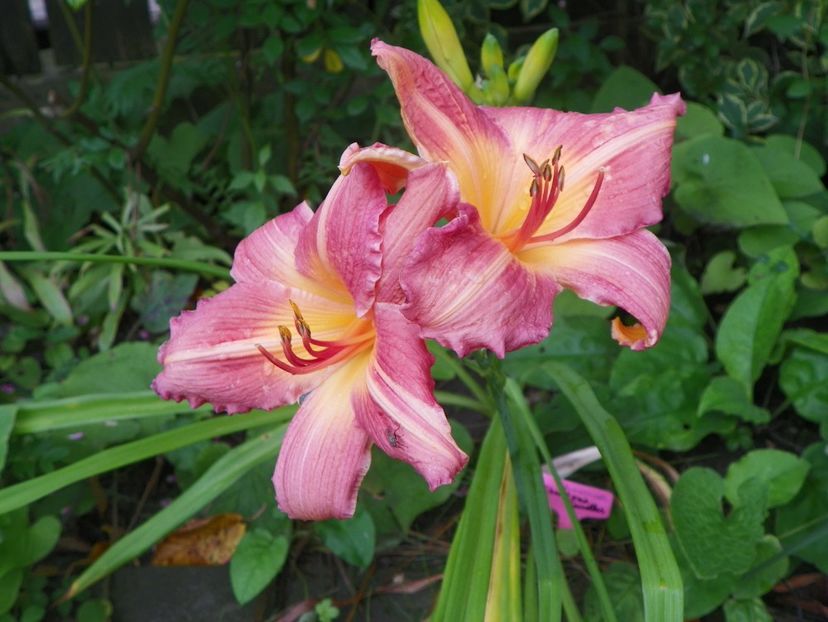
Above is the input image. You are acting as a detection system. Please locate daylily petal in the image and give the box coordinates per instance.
[484,93,685,241]
[377,163,459,303]
[402,204,561,357]
[519,229,671,350]
[372,40,514,232]
[353,303,468,489]
[152,282,344,413]
[338,142,427,194]
[273,354,373,520]
[295,161,386,316]
[230,202,325,296]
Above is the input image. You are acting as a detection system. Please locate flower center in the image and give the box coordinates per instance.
[256,300,373,375]
[503,147,604,252]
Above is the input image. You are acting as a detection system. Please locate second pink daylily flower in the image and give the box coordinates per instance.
[153,146,467,520]
[372,40,685,356]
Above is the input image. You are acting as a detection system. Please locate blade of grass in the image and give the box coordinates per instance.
[0,251,230,279]
[431,417,508,621]
[430,345,492,412]
[64,423,286,599]
[485,451,522,621]
[499,377,564,622]
[544,362,683,622]
[0,406,295,515]
[13,391,208,435]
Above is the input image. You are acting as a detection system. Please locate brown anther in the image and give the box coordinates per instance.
[558,166,566,192]
[529,178,539,197]
[542,161,553,182]
[278,326,292,343]
[523,154,541,176]
[289,300,304,321]
[551,145,562,165]
[295,318,310,337]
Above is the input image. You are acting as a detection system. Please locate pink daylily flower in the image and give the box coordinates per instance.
[372,40,685,356]
[153,146,468,520]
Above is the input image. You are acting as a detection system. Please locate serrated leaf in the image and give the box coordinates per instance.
[229,529,288,605]
[724,449,809,508]
[671,468,765,580]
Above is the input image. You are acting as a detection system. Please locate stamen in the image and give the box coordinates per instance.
[558,166,565,192]
[523,154,541,176]
[530,168,605,244]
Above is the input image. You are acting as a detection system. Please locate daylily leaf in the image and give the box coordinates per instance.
[0,406,16,477]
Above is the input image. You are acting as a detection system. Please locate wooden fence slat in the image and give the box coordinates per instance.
[0,0,43,76]
[46,0,156,66]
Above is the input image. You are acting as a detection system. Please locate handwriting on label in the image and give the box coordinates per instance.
[542,473,614,529]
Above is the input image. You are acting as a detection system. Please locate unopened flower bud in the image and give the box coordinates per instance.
[483,63,510,106]
[417,0,474,92]
[480,33,504,79]
[513,28,559,104]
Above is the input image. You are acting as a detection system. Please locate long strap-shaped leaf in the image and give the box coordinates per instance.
[13,391,206,434]
[64,424,286,599]
[431,417,521,621]
[544,362,683,622]
[0,406,295,515]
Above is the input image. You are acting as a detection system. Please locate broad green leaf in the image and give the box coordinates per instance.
[813,215,828,248]
[671,468,765,580]
[775,443,828,573]
[697,376,769,424]
[737,225,798,258]
[722,597,772,622]
[0,406,15,476]
[779,347,828,424]
[765,134,826,177]
[314,507,375,569]
[590,66,659,114]
[230,529,289,604]
[544,363,683,621]
[66,425,287,598]
[35,342,160,399]
[752,144,824,198]
[674,535,734,619]
[0,568,23,615]
[670,262,708,330]
[781,329,828,355]
[583,562,643,622]
[672,135,787,227]
[700,251,746,294]
[675,102,724,140]
[715,248,798,394]
[23,515,61,565]
[732,536,788,599]
[148,122,209,181]
[76,599,113,622]
[724,449,809,508]
[131,271,198,333]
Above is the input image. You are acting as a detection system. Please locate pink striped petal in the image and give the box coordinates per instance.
[353,303,467,489]
[273,355,373,520]
[338,142,427,194]
[152,283,340,413]
[371,40,514,233]
[377,163,459,303]
[484,93,685,241]
[230,202,325,295]
[519,230,671,350]
[295,162,386,316]
[401,204,561,357]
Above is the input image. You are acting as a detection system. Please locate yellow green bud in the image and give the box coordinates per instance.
[480,33,504,78]
[417,0,475,91]
[507,56,524,83]
[512,28,559,104]
[483,63,510,106]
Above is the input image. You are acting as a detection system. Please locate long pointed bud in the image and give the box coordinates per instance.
[512,28,559,104]
[417,0,475,92]
[480,33,504,78]
[483,63,510,106]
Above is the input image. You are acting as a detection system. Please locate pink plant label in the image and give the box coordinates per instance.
[542,473,614,529]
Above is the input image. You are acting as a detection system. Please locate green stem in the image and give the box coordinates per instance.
[431,346,492,412]
[0,251,229,279]
[130,0,191,162]
[433,390,488,414]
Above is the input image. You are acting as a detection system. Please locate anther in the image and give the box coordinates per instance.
[551,145,562,165]
[542,161,553,182]
[529,178,539,197]
[289,300,304,321]
[523,154,541,176]
[278,326,292,344]
[558,166,565,192]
